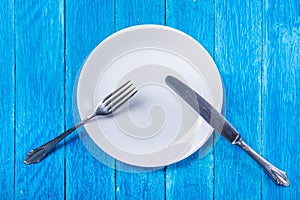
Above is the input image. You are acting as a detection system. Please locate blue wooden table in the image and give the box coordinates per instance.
[1,0,299,199]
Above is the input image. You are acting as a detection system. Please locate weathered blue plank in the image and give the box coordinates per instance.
[0,1,15,199]
[65,0,115,199]
[262,0,300,198]
[14,1,65,199]
[165,0,215,199]
[116,0,165,30]
[116,164,165,200]
[2,0,297,199]
[214,0,262,199]
[115,0,166,199]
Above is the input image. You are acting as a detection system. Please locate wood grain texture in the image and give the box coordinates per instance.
[14,0,65,199]
[116,0,165,30]
[115,0,166,199]
[65,0,115,199]
[1,0,299,199]
[214,0,262,199]
[0,1,15,199]
[166,0,215,199]
[262,0,300,198]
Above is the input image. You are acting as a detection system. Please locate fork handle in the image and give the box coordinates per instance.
[24,121,85,165]
[234,136,290,186]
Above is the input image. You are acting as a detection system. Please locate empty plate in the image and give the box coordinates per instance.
[75,25,223,167]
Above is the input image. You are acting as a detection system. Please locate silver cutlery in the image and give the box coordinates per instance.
[24,80,137,165]
[165,75,289,186]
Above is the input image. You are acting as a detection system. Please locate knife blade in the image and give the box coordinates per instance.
[165,75,290,186]
[165,75,240,143]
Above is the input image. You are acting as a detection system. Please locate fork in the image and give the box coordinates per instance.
[24,80,137,165]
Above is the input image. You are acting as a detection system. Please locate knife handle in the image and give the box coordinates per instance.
[234,136,290,186]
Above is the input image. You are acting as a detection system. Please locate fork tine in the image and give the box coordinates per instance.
[103,82,133,107]
[110,89,137,112]
[102,80,131,103]
[110,88,137,111]
[102,81,137,113]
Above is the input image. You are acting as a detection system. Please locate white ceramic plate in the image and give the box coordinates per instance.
[76,25,223,167]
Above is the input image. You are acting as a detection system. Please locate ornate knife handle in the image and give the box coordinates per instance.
[233,136,290,186]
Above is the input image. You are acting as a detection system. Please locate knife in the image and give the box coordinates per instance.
[165,75,289,186]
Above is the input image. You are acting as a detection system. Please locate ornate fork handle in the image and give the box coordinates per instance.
[234,136,290,186]
[24,120,87,164]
